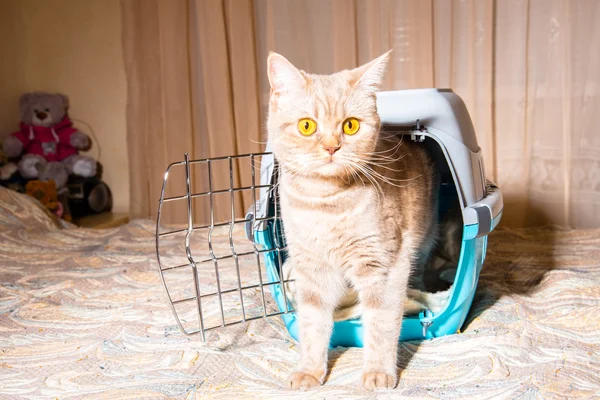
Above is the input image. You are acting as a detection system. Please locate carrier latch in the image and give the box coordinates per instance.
[421,320,432,337]
[410,119,427,142]
[419,309,434,337]
[245,201,261,241]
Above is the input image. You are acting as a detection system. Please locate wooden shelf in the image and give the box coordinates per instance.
[73,212,130,228]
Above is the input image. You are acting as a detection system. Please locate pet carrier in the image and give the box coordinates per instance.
[156,88,503,347]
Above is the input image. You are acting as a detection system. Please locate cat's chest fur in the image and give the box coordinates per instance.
[280,178,392,269]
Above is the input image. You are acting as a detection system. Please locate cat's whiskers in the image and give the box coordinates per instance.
[362,160,421,183]
[338,156,384,202]
[344,152,415,181]
[340,164,352,185]
[340,154,420,189]
[362,154,406,166]
[340,161,365,187]
[349,163,366,187]
[362,139,404,160]
[363,165,420,188]
[377,132,406,145]
[249,138,269,146]
[284,159,313,184]
[363,158,408,172]
[268,159,310,197]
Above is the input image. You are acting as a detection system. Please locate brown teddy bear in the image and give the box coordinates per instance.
[25,179,72,222]
[2,92,97,182]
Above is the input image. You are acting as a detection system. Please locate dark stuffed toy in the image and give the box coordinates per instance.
[0,147,18,182]
[3,92,97,182]
[0,147,24,193]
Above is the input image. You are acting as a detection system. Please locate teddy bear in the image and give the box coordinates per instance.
[25,179,72,222]
[2,92,97,182]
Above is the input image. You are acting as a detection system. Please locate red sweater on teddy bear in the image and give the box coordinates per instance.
[12,116,79,162]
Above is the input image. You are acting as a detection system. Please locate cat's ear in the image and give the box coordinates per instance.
[350,50,392,91]
[267,52,306,95]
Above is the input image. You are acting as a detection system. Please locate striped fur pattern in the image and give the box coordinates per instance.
[267,51,439,391]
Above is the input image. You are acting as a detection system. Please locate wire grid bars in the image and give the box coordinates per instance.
[155,152,293,341]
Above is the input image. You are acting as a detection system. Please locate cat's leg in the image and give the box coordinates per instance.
[352,259,411,390]
[286,256,345,391]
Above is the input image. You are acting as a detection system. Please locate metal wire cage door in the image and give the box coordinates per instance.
[155,153,293,341]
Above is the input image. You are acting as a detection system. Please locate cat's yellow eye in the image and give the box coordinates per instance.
[297,118,317,136]
[343,117,360,135]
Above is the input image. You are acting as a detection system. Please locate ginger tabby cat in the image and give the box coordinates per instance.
[267,51,440,391]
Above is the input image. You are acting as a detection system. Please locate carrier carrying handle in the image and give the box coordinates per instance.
[463,180,503,240]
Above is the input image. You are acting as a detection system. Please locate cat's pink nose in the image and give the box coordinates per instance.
[323,146,340,156]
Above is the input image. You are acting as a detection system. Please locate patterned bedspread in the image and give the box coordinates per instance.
[1,187,599,399]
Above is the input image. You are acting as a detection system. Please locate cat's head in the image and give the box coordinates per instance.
[267,51,391,179]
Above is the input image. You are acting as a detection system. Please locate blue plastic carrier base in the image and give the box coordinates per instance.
[254,213,502,347]
[247,89,504,348]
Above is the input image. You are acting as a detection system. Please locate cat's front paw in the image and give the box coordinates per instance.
[361,371,397,390]
[287,371,322,391]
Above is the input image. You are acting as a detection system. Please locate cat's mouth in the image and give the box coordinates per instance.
[317,157,345,176]
[321,154,338,166]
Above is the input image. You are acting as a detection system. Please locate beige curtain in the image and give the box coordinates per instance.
[122,0,600,228]
[121,0,261,227]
